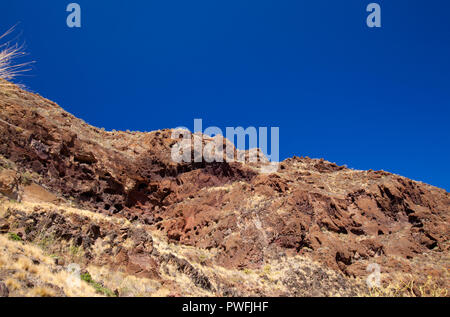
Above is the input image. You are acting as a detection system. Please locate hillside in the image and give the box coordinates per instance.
[0,80,448,297]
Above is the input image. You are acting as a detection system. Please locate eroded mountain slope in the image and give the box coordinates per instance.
[0,80,448,296]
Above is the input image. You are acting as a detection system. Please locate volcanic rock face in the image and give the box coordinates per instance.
[0,80,449,296]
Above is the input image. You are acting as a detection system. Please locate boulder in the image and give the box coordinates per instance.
[0,169,20,200]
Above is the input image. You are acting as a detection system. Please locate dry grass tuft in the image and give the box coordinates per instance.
[366,275,448,297]
[0,26,32,86]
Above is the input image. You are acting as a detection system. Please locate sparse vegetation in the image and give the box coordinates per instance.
[21,171,33,185]
[37,233,55,251]
[81,272,115,297]
[0,234,98,297]
[198,253,207,264]
[0,155,15,169]
[8,232,22,241]
[366,276,448,297]
[70,245,81,256]
[0,190,447,298]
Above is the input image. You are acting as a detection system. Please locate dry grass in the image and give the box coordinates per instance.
[0,234,99,297]
[0,26,32,85]
[1,200,130,228]
[151,230,366,297]
[87,265,162,297]
[366,275,448,297]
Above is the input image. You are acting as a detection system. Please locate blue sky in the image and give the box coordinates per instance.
[1,1,449,190]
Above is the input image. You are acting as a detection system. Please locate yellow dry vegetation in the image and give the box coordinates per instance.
[365,275,448,297]
[0,234,99,297]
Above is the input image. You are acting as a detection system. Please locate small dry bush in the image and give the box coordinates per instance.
[0,26,32,86]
